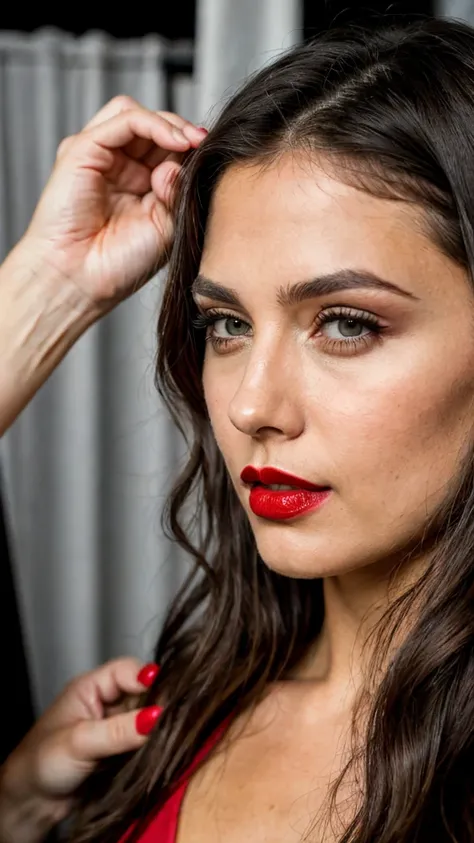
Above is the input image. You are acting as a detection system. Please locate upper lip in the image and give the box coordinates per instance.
[240,466,329,491]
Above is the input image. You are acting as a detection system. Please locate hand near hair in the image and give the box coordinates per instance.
[0,657,161,843]
[21,95,207,310]
[0,96,207,435]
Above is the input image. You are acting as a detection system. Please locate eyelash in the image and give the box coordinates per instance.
[192,306,386,355]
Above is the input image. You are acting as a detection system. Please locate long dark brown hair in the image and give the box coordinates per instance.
[71,17,474,842]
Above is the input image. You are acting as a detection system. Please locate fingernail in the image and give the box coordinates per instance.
[137,663,160,688]
[136,705,163,736]
[183,124,207,143]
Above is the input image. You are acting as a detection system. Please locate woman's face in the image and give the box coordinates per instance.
[194,153,474,578]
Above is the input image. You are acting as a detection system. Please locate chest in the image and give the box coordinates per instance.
[176,700,355,843]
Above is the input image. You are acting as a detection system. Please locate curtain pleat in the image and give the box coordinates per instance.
[435,0,474,19]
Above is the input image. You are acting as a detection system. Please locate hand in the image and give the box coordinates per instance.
[0,658,161,843]
[0,97,207,436]
[19,96,207,312]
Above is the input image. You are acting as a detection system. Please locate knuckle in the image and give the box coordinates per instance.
[157,113,177,126]
[100,656,126,673]
[63,674,82,694]
[117,655,141,671]
[107,715,129,747]
[103,657,138,684]
[68,720,89,756]
[64,670,95,699]
[56,135,76,159]
[35,732,57,768]
[109,94,137,112]
[157,110,183,123]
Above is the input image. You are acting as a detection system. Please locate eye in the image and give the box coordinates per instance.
[314,306,385,355]
[322,317,371,340]
[191,309,252,352]
[213,316,250,338]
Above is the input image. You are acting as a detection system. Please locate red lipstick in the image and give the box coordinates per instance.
[240,466,331,521]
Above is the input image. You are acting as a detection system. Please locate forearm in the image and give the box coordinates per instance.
[0,239,100,436]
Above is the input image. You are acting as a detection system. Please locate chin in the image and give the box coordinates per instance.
[251,515,384,579]
[257,545,376,579]
[253,531,342,579]
[259,556,323,579]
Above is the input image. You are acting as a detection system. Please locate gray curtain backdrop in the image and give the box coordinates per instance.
[0,0,302,713]
[436,0,474,18]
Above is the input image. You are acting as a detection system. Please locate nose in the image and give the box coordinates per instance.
[228,345,305,441]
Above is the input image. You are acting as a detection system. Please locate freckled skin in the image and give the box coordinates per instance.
[198,153,474,579]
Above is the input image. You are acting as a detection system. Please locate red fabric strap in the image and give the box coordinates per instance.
[119,714,233,843]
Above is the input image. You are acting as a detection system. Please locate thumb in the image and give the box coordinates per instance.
[150,158,182,208]
[69,705,163,762]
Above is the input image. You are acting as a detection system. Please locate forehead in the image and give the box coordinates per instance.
[205,153,415,245]
[201,153,464,304]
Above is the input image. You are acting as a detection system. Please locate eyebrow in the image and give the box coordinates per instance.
[191,268,419,308]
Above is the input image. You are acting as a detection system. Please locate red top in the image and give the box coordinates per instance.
[118,715,232,843]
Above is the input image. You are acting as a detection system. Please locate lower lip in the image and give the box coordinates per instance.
[248,486,331,521]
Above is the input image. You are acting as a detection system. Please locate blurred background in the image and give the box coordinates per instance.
[0,0,463,761]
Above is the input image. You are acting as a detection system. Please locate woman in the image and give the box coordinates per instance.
[64,15,474,843]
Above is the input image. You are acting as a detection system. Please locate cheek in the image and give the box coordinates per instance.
[202,364,234,442]
[321,357,474,515]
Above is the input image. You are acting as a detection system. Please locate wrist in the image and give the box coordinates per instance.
[4,233,103,333]
[0,759,66,843]
[0,237,101,435]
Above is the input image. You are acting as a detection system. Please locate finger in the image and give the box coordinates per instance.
[151,158,182,208]
[82,95,140,131]
[104,661,159,718]
[44,658,160,735]
[64,657,158,725]
[85,101,205,141]
[156,112,208,144]
[155,111,196,129]
[103,149,153,195]
[88,109,192,152]
[55,96,142,162]
[124,143,189,176]
[82,657,159,706]
[141,146,186,172]
[120,115,191,162]
[122,135,157,163]
[57,104,206,165]
[117,119,205,164]
[69,706,163,761]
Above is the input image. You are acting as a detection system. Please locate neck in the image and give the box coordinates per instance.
[289,551,427,700]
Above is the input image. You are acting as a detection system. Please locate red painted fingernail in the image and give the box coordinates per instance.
[197,126,208,134]
[136,705,163,736]
[137,663,160,688]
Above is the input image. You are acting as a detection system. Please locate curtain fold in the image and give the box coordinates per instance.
[194,0,303,122]
[0,0,302,715]
[435,0,474,19]
[0,29,192,712]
